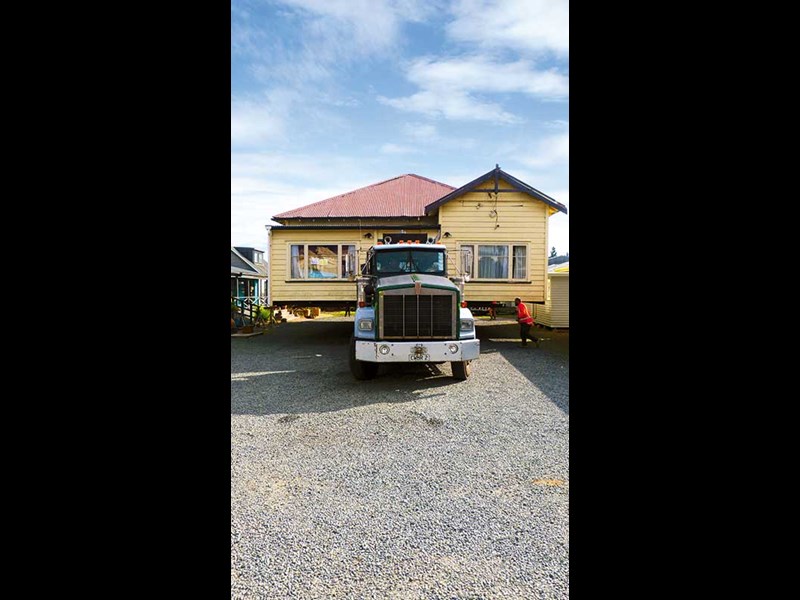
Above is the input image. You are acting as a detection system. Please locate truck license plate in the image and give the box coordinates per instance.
[409,345,429,361]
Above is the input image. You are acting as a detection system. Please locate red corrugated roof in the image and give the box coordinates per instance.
[273,174,455,219]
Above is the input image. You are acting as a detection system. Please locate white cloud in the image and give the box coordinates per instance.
[519,132,569,168]
[232,151,368,189]
[544,119,569,130]
[405,57,568,98]
[231,91,298,148]
[380,143,417,154]
[231,3,265,57]
[400,122,477,150]
[447,0,569,56]
[231,151,388,249]
[379,56,567,122]
[402,122,439,142]
[253,0,440,85]
[231,88,354,149]
[231,184,349,250]
[380,90,520,123]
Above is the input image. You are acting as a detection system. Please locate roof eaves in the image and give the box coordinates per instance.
[424,166,568,215]
[499,170,568,214]
[231,247,259,272]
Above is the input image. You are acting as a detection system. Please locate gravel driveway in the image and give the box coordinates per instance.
[231,317,569,599]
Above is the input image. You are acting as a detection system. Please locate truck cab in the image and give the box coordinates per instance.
[350,242,479,380]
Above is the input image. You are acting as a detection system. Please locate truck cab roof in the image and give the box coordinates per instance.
[373,243,447,251]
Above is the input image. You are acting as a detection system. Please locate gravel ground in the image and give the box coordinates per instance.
[231,316,569,599]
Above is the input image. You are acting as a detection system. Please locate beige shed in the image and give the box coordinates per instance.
[534,262,569,328]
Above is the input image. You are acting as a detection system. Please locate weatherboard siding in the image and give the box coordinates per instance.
[534,274,569,327]
[269,226,438,304]
[438,180,549,303]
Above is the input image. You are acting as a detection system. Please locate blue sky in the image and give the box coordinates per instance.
[231,0,569,256]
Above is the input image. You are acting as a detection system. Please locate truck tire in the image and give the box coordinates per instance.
[451,360,470,380]
[349,336,378,380]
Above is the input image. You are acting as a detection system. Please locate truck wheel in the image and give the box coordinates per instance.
[451,360,470,380]
[349,336,378,380]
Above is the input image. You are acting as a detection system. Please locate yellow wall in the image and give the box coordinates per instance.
[437,179,550,303]
[268,178,559,305]
[269,225,438,304]
[534,274,569,327]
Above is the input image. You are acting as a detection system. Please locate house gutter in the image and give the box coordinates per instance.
[265,225,272,308]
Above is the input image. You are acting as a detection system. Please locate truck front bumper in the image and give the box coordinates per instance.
[355,339,480,363]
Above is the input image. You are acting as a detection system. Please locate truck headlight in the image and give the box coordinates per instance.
[357,318,374,331]
[460,319,474,331]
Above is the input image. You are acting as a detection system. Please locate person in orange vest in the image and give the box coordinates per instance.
[514,297,539,347]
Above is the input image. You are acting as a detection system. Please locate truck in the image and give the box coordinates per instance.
[349,241,480,380]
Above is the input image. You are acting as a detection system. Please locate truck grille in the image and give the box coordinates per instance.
[381,293,455,339]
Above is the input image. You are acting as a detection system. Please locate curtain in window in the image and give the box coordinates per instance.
[342,245,356,278]
[478,245,508,278]
[461,246,473,276]
[513,246,527,279]
[291,245,305,279]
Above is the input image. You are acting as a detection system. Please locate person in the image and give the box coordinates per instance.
[514,297,539,347]
[489,300,497,320]
[344,304,351,316]
[424,255,441,273]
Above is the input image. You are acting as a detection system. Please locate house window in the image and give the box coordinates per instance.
[289,243,358,280]
[233,278,257,298]
[512,246,527,279]
[309,245,338,278]
[341,245,357,279]
[460,243,528,281]
[478,245,508,278]
[291,245,305,279]
[460,246,473,277]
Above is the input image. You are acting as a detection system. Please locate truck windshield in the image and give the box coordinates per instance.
[375,250,445,275]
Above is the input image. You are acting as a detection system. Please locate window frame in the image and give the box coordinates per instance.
[458,242,530,282]
[286,242,359,281]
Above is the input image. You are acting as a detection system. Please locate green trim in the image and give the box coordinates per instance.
[457,290,462,340]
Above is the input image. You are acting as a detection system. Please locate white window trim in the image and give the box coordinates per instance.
[286,242,359,281]
[458,242,530,282]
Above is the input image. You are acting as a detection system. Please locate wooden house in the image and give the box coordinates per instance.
[267,165,567,309]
